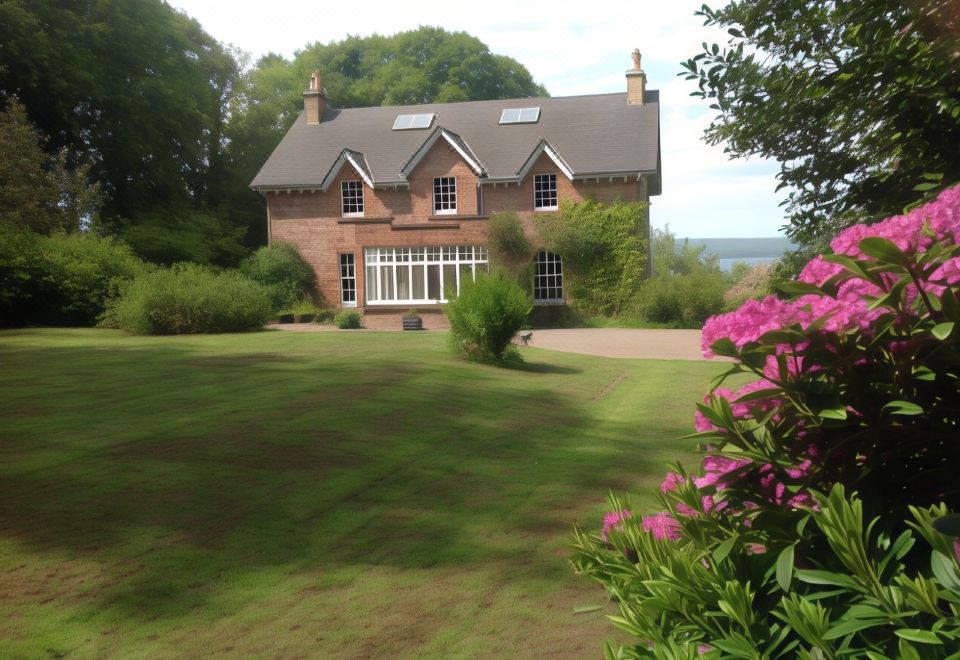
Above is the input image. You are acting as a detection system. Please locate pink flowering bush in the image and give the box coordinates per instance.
[573,186,960,658]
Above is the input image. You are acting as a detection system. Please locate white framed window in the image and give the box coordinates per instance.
[433,177,457,214]
[534,174,558,210]
[341,180,364,216]
[534,250,563,303]
[340,253,357,307]
[364,246,489,304]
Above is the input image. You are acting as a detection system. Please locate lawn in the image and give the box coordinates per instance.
[0,328,726,658]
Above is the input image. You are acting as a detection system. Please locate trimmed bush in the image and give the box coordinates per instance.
[444,270,532,362]
[240,241,317,311]
[108,264,272,334]
[333,309,362,329]
[572,185,960,657]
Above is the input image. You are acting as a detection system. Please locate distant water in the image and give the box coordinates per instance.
[684,237,795,272]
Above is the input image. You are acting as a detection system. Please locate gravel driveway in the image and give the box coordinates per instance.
[526,328,714,361]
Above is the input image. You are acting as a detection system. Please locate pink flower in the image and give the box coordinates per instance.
[745,543,767,555]
[602,510,632,541]
[642,512,681,540]
[786,460,812,479]
[660,472,685,493]
[953,539,960,565]
[697,644,713,655]
[930,257,960,286]
[694,456,753,489]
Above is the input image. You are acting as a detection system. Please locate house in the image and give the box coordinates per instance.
[250,50,661,329]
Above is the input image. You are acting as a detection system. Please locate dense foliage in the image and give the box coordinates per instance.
[107,264,272,335]
[444,271,532,362]
[0,227,145,327]
[538,200,649,316]
[239,241,317,311]
[682,0,960,249]
[0,100,100,234]
[573,186,960,657]
[485,212,535,290]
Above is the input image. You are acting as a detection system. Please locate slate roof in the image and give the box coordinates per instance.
[250,90,661,195]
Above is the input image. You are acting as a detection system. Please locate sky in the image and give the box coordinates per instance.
[167,0,788,238]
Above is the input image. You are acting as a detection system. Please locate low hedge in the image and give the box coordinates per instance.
[107,264,272,334]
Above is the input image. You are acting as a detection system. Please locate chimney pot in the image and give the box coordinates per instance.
[626,49,646,106]
[304,69,328,124]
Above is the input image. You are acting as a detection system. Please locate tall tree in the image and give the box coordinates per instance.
[218,26,548,247]
[0,0,242,263]
[0,98,100,233]
[682,0,960,248]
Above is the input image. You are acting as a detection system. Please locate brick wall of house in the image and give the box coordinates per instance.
[267,143,648,328]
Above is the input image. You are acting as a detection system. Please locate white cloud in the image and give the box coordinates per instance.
[169,0,790,237]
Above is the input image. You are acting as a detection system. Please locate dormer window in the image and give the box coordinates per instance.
[341,180,364,216]
[534,174,558,210]
[433,177,456,214]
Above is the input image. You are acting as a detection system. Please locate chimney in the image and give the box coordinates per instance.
[304,69,328,124]
[626,49,646,106]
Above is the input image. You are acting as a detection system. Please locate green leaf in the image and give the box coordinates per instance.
[933,322,955,340]
[895,629,941,645]
[777,281,823,297]
[883,400,924,416]
[933,513,960,538]
[710,634,757,657]
[795,569,858,588]
[773,544,794,593]
[819,407,848,421]
[824,617,890,640]
[709,336,739,357]
[932,551,960,590]
[914,182,941,191]
[713,533,739,564]
[572,604,603,614]
[859,237,910,266]
[899,639,922,660]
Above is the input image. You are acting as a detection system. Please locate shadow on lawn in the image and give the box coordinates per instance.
[0,338,675,621]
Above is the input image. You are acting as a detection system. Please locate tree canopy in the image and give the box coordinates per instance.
[0,4,546,264]
[682,0,960,248]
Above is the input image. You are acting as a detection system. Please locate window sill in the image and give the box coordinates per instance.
[534,207,558,212]
[427,214,488,221]
[533,300,565,306]
[337,216,393,225]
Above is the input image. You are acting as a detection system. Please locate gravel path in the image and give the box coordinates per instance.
[526,328,712,361]
[271,323,715,361]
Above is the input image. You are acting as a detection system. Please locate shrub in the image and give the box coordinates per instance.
[633,272,728,327]
[537,200,649,316]
[39,232,147,326]
[333,309,362,329]
[444,270,532,362]
[240,241,317,311]
[573,185,960,657]
[108,264,272,334]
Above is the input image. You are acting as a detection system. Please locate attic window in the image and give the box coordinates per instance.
[499,107,540,124]
[392,113,436,130]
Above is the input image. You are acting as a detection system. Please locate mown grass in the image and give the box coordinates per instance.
[0,328,725,658]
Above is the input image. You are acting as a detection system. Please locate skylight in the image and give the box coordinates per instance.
[392,113,436,130]
[499,107,541,124]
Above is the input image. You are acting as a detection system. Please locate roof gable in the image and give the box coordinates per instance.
[400,127,486,179]
[251,91,661,192]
